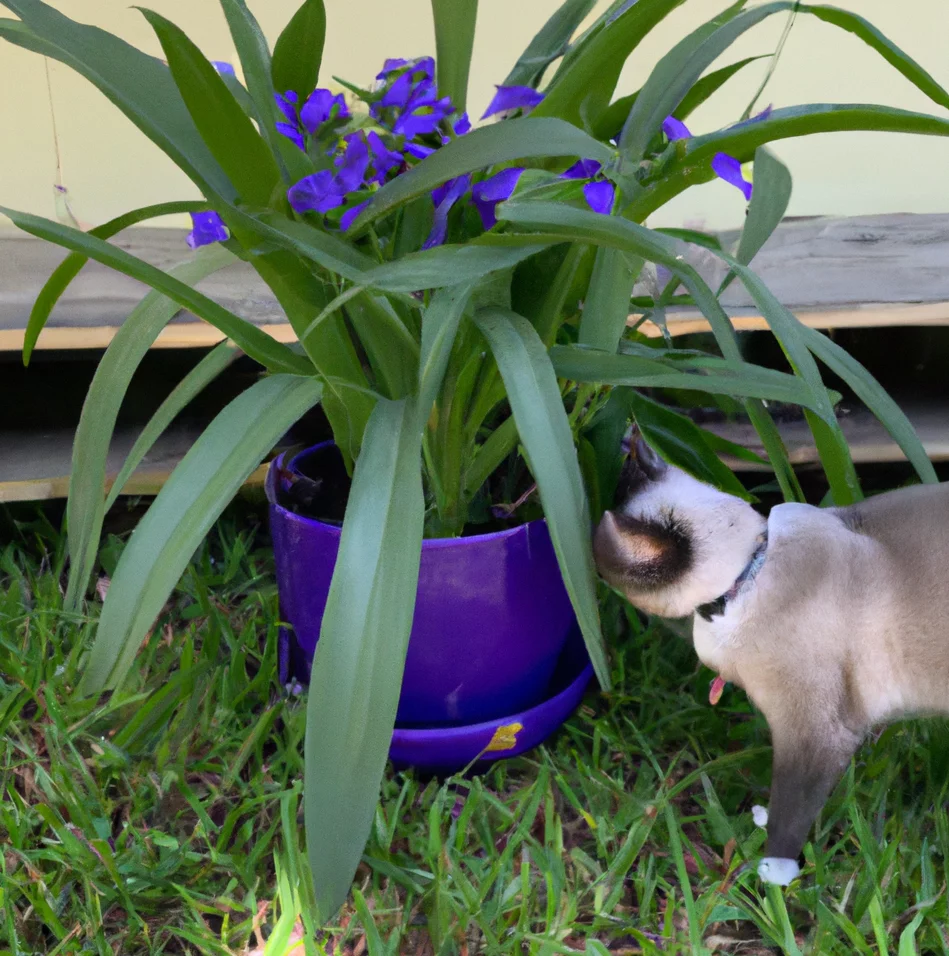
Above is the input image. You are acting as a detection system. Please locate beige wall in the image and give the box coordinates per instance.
[1,0,947,235]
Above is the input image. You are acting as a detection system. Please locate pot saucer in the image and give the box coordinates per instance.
[389,631,593,774]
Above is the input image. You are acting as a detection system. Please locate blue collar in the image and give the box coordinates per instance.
[696,532,768,623]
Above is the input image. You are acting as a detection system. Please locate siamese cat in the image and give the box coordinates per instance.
[594,435,949,886]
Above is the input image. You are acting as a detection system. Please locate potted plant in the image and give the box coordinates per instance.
[3,0,946,924]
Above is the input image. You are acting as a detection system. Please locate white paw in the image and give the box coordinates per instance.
[757,857,800,886]
[751,805,768,828]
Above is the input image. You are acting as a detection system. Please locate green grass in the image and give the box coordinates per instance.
[1,503,949,955]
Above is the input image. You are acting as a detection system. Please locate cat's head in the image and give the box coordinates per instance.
[593,436,765,618]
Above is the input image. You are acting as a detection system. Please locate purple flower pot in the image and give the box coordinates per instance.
[267,442,583,728]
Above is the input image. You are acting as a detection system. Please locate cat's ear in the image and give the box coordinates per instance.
[593,509,691,591]
[615,434,667,504]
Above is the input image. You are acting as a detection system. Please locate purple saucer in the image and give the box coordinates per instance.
[389,631,594,774]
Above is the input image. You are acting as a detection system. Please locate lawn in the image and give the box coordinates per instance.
[1,499,948,955]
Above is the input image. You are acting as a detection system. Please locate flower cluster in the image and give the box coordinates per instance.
[184,60,761,252]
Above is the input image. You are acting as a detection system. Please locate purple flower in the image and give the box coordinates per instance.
[378,70,418,111]
[583,181,615,215]
[376,57,410,79]
[211,61,235,76]
[454,112,471,136]
[661,115,691,141]
[340,199,371,232]
[424,174,471,249]
[711,153,753,201]
[367,131,403,184]
[186,211,229,249]
[482,85,545,120]
[300,89,349,133]
[405,142,435,160]
[334,133,371,192]
[471,167,524,230]
[662,114,753,201]
[275,91,299,125]
[288,170,346,214]
[562,158,602,179]
[393,90,455,138]
[276,122,305,150]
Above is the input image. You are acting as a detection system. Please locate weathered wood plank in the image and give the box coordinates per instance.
[3,212,949,351]
[0,425,268,503]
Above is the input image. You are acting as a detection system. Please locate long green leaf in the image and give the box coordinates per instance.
[496,199,807,500]
[64,246,237,612]
[579,247,642,351]
[533,0,686,128]
[801,4,949,111]
[631,103,949,219]
[22,200,206,364]
[431,0,478,112]
[78,374,323,696]
[141,8,281,207]
[271,0,326,104]
[622,391,751,499]
[550,345,828,407]
[621,1,777,159]
[502,0,597,89]
[104,341,241,513]
[801,326,938,484]
[0,207,310,375]
[473,307,610,691]
[354,118,612,229]
[418,284,475,416]
[219,0,292,170]
[717,146,792,295]
[345,293,420,400]
[715,252,861,503]
[305,396,424,921]
[0,2,233,200]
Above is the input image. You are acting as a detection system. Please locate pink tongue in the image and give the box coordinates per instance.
[709,675,726,706]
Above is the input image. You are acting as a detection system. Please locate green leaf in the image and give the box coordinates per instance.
[354,118,612,229]
[0,207,310,375]
[632,103,949,219]
[717,146,792,296]
[473,307,610,691]
[502,0,597,88]
[103,341,241,513]
[675,54,769,121]
[21,199,206,365]
[345,293,420,400]
[801,4,949,111]
[620,1,777,159]
[418,284,476,416]
[0,1,233,200]
[431,0,478,112]
[271,0,325,104]
[64,246,238,612]
[715,252,861,503]
[579,247,642,351]
[219,0,292,169]
[621,391,750,499]
[533,0,686,128]
[305,396,424,922]
[140,8,281,207]
[801,325,938,485]
[78,373,322,696]
[550,344,826,408]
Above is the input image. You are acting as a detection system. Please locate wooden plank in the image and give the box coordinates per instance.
[3,212,949,351]
[634,300,949,338]
[0,426,269,503]
[703,401,949,472]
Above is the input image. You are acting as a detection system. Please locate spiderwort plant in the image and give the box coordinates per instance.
[3,0,949,925]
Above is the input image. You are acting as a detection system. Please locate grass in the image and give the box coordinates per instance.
[2,500,949,955]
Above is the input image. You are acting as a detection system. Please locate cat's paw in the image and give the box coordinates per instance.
[757,857,800,886]
[751,805,768,828]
